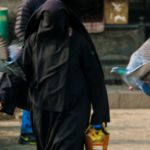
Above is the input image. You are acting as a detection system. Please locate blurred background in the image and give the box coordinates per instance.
[0,0,150,150]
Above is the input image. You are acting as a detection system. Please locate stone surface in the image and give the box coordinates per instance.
[1,109,150,150]
[0,120,36,150]
[107,85,150,109]
[108,109,150,150]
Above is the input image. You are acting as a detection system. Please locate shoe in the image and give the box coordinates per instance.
[18,133,36,145]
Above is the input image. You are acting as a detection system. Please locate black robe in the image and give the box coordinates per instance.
[0,0,110,149]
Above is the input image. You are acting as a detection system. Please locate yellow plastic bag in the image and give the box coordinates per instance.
[85,125,110,150]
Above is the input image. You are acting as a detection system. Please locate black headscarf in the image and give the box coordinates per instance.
[62,0,103,15]
[25,0,103,38]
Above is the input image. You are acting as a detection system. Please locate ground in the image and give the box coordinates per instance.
[1,109,150,150]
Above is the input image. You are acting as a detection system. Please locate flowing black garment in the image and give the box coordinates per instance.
[32,87,91,150]
[0,0,110,123]
[0,0,110,149]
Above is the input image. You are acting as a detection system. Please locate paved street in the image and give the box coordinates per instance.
[1,109,150,150]
[0,119,36,150]
[108,109,150,150]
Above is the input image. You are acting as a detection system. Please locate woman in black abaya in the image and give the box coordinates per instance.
[0,0,110,149]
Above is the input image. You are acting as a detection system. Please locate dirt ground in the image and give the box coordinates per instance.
[0,109,150,150]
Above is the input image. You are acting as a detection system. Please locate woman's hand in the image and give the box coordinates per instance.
[0,102,3,110]
[144,80,150,86]
[128,80,150,91]
[129,86,134,91]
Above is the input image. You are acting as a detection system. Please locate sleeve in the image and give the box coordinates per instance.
[0,37,33,115]
[15,0,35,40]
[80,40,110,124]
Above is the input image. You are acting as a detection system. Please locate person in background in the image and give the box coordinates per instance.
[0,0,110,149]
[15,0,46,144]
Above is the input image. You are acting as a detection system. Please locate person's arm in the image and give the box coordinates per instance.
[0,35,34,115]
[15,0,34,40]
[80,39,110,125]
[15,0,45,40]
[0,101,3,110]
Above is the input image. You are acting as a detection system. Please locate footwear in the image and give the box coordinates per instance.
[18,133,36,145]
